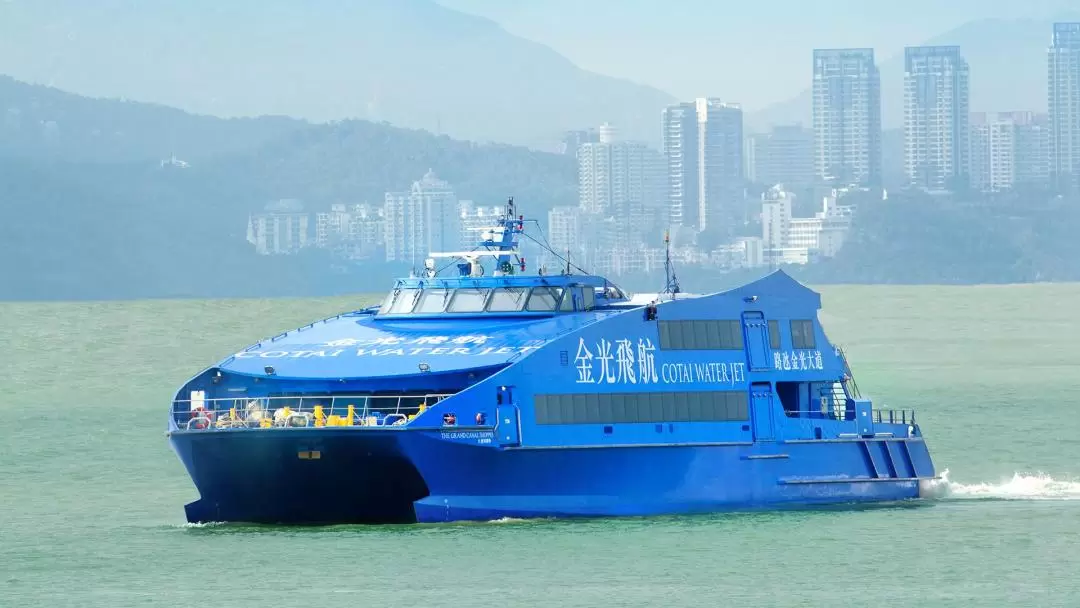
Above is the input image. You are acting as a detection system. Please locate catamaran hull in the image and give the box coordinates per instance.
[169,429,936,525]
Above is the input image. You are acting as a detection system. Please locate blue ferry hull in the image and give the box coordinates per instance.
[170,428,935,524]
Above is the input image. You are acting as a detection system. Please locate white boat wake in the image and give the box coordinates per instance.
[920,468,1080,501]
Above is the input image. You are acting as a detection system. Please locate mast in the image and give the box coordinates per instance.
[663,229,681,296]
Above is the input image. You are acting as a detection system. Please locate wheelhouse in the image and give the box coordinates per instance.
[375,277,630,318]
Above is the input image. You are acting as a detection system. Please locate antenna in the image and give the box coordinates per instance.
[663,229,681,296]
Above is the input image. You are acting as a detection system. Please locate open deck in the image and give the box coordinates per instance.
[172,393,453,431]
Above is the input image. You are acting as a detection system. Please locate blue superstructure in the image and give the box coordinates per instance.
[167,199,938,524]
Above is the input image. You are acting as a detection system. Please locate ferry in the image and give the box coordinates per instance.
[166,199,938,524]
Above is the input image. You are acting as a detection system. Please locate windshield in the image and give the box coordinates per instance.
[447,288,490,313]
[386,288,421,314]
[487,287,529,312]
[414,289,451,313]
[526,286,563,311]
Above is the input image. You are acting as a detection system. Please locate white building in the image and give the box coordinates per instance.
[384,170,460,265]
[695,98,744,232]
[314,203,385,260]
[903,46,970,192]
[812,48,883,186]
[970,111,1050,193]
[577,124,666,243]
[1049,22,1080,191]
[458,201,504,250]
[760,185,855,264]
[546,206,583,272]
[662,99,744,231]
[247,199,310,255]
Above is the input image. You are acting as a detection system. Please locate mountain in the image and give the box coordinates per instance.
[748,16,1078,131]
[0,77,578,300]
[0,0,675,148]
[0,76,305,163]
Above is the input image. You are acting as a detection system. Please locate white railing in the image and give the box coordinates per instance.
[172,393,453,431]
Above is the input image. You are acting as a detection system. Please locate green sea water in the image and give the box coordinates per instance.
[3,286,1080,607]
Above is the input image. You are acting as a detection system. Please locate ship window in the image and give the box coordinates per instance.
[414,288,451,313]
[582,287,595,310]
[791,320,816,349]
[526,286,563,312]
[768,320,781,349]
[487,287,529,312]
[378,290,398,314]
[387,288,421,314]
[559,289,575,311]
[533,391,749,425]
[447,288,490,313]
[596,285,625,300]
[657,320,743,350]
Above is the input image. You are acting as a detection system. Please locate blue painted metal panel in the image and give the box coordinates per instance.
[741,311,771,371]
[750,383,775,441]
[496,405,521,446]
[855,398,874,436]
[169,429,934,524]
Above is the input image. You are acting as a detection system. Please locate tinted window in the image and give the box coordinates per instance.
[657,320,744,350]
[533,391,750,425]
[790,319,816,349]
[768,320,781,349]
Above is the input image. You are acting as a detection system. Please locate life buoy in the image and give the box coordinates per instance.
[190,406,214,429]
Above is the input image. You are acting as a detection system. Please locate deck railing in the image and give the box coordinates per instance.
[871,409,916,426]
[172,393,453,431]
[783,407,916,426]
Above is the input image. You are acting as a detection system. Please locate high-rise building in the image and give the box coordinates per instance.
[811,49,882,186]
[695,99,744,232]
[577,124,666,243]
[384,170,459,264]
[247,199,310,255]
[547,206,583,270]
[661,102,699,228]
[970,112,1050,193]
[663,99,744,233]
[903,46,970,192]
[558,128,600,155]
[1048,22,1080,191]
[746,125,815,187]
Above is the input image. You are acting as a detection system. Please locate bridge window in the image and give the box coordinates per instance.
[447,288,490,313]
[414,288,451,313]
[534,391,749,425]
[790,320,816,349]
[658,320,743,350]
[387,288,421,314]
[768,320,781,349]
[525,286,563,311]
[582,287,595,310]
[487,287,529,312]
[559,289,575,311]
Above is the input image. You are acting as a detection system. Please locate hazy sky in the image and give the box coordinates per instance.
[438,0,1074,110]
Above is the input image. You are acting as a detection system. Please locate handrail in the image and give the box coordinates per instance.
[173,393,455,431]
[781,408,916,426]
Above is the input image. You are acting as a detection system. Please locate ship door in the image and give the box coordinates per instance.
[496,386,520,447]
[742,312,771,371]
[750,382,775,441]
